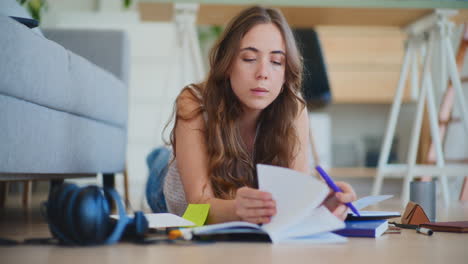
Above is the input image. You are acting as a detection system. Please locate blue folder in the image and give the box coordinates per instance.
[333,220,388,238]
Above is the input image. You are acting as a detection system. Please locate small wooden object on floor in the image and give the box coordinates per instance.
[123,166,130,209]
[22,181,31,208]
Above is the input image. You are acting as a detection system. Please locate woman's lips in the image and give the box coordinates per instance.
[251,87,269,95]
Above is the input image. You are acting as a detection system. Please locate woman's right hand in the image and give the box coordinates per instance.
[234,187,276,224]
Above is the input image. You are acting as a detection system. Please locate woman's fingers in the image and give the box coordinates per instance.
[245,216,271,224]
[235,199,276,218]
[334,182,357,203]
[236,187,275,209]
[239,198,276,209]
[236,208,276,223]
[235,209,275,223]
[322,181,357,219]
[235,187,277,222]
[240,207,276,218]
[322,194,340,209]
[332,204,349,221]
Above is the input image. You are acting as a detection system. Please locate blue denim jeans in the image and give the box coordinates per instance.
[145,146,170,213]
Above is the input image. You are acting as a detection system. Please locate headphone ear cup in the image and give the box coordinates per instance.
[123,211,148,240]
[46,183,79,244]
[72,186,111,245]
[47,183,74,221]
[133,211,149,238]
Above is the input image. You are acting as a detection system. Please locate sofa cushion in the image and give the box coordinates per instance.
[43,29,130,86]
[0,94,126,173]
[0,15,127,129]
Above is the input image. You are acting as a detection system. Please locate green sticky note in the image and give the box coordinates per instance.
[182,204,210,227]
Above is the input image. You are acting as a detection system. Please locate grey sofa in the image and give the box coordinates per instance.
[0,13,129,203]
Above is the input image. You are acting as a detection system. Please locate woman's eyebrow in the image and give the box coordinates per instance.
[240,46,285,56]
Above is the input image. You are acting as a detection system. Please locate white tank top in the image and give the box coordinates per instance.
[163,156,187,216]
[163,85,203,216]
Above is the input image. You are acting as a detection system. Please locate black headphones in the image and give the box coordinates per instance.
[44,183,148,246]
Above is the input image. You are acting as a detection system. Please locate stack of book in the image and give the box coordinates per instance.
[334,219,389,238]
[332,195,401,238]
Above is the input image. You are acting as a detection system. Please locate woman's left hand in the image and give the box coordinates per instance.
[322,181,357,221]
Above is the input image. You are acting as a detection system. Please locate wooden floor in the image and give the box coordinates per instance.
[1,193,468,264]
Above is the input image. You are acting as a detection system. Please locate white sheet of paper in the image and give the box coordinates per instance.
[276,232,347,244]
[110,213,195,228]
[145,213,195,228]
[257,164,330,241]
[354,195,393,210]
[192,221,260,235]
[277,206,345,242]
[350,211,401,217]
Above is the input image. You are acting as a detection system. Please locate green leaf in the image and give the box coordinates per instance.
[27,0,43,21]
[123,0,131,9]
[27,0,46,21]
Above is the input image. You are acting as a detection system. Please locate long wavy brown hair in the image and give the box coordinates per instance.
[168,6,305,199]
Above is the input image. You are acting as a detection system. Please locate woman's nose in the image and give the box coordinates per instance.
[256,60,269,80]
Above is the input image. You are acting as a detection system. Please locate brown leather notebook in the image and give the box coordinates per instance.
[419,221,468,233]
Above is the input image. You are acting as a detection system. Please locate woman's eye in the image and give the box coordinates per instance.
[272,61,282,66]
[242,58,256,62]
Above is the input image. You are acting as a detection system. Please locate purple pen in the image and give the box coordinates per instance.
[315,165,361,217]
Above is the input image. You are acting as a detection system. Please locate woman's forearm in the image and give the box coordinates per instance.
[203,198,239,224]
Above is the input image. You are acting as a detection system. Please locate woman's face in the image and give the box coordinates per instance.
[229,23,286,112]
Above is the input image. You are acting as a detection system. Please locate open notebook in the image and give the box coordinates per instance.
[190,164,346,244]
[346,195,401,221]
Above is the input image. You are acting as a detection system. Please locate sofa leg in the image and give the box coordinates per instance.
[123,167,130,209]
[103,173,115,189]
[48,179,64,197]
[0,182,9,208]
[22,181,31,209]
[103,173,116,211]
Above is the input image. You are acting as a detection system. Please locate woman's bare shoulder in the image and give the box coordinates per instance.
[295,97,308,123]
[176,85,204,119]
